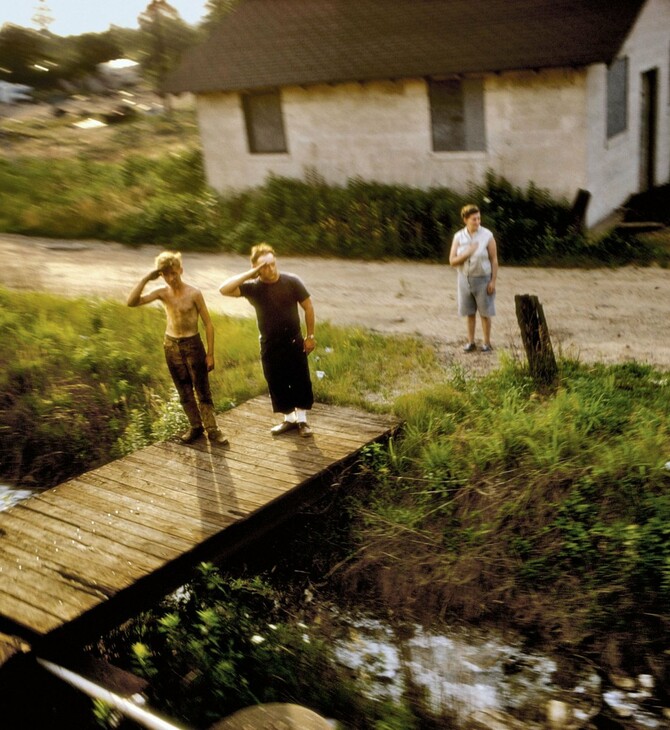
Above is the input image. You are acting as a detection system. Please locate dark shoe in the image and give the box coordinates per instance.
[271,420,298,436]
[480,344,494,353]
[207,429,229,445]
[463,342,477,353]
[180,426,204,444]
[297,422,313,438]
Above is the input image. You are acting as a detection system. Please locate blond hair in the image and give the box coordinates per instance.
[460,204,480,222]
[250,242,275,265]
[155,251,182,272]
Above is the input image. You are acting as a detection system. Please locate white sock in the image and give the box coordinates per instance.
[284,412,297,423]
[295,408,307,424]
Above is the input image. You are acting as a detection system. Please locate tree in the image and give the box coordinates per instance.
[56,31,122,81]
[0,25,51,87]
[137,0,198,90]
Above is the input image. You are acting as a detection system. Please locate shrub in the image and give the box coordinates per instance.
[97,565,413,729]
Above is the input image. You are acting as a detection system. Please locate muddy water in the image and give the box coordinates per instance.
[331,613,668,729]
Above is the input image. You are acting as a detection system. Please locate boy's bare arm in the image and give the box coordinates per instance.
[219,263,263,297]
[127,270,163,307]
[195,291,216,371]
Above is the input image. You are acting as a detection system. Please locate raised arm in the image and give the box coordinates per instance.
[127,270,163,307]
[219,264,262,298]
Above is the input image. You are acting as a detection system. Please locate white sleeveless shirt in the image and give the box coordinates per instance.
[454,225,493,277]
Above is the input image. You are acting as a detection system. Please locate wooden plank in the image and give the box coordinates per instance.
[227,406,392,444]
[150,441,327,485]
[17,499,165,572]
[120,447,295,497]
[49,469,257,527]
[29,491,189,562]
[66,477,228,541]
[0,510,139,590]
[0,525,124,598]
[0,589,62,637]
[3,503,158,576]
[38,486,197,552]
[0,544,100,614]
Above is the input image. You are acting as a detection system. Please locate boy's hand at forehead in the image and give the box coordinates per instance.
[149,269,162,280]
[257,253,275,269]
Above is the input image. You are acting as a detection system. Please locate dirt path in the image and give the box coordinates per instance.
[3,233,669,375]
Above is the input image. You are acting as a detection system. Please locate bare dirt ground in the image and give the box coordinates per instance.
[2,232,669,376]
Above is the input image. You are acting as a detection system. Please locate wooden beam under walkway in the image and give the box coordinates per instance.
[0,397,398,651]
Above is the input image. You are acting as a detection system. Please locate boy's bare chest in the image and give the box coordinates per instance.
[163,291,198,326]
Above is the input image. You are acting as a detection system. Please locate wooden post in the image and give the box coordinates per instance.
[515,294,558,385]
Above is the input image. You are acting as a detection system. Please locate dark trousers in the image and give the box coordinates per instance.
[261,335,314,414]
[163,334,217,431]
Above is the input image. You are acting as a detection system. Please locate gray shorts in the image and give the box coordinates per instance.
[457,273,496,317]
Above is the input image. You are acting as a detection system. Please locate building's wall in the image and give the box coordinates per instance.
[585,0,670,225]
[197,72,586,198]
[484,68,589,205]
[196,79,490,192]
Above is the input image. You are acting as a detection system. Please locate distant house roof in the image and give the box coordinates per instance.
[165,0,645,94]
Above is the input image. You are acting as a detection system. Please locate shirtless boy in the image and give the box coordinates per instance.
[127,251,228,445]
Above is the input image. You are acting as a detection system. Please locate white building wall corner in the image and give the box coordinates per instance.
[196,80,495,196]
[585,0,670,226]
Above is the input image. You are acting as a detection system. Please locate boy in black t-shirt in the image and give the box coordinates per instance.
[219,243,316,436]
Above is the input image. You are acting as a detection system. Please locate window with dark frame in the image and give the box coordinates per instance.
[606,57,628,138]
[242,90,287,154]
[428,77,485,152]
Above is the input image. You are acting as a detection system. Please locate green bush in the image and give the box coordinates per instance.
[98,564,419,729]
[471,172,581,263]
[218,174,461,260]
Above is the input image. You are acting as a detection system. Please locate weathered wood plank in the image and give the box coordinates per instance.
[28,492,190,561]
[16,500,165,572]
[39,486,196,552]
[10,500,160,566]
[0,510,140,590]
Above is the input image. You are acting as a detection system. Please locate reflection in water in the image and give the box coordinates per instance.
[332,614,666,729]
[0,484,39,512]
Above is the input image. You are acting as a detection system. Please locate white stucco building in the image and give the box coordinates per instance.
[165,0,670,227]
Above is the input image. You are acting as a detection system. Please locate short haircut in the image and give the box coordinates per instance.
[155,251,182,272]
[461,204,480,222]
[250,242,275,265]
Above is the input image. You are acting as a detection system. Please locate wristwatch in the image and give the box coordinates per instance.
[306,334,316,341]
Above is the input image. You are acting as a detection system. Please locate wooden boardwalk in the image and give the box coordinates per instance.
[0,397,397,647]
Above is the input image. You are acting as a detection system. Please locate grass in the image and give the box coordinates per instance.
[331,358,670,668]
[0,106,199,162]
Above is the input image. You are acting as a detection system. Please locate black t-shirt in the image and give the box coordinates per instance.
[240,273,310,343]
